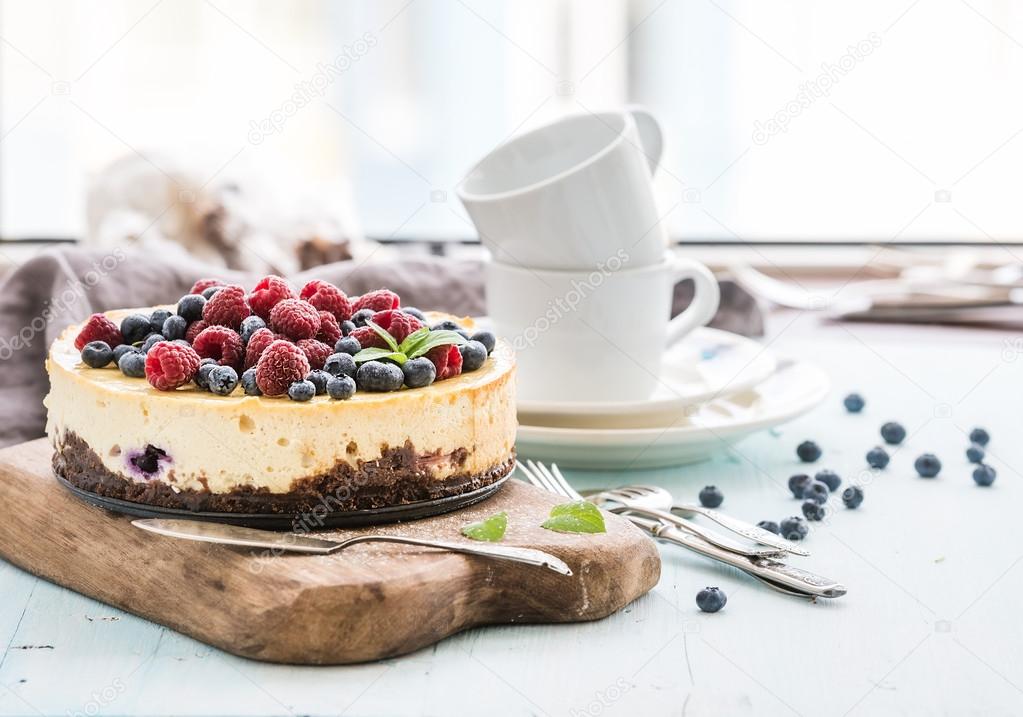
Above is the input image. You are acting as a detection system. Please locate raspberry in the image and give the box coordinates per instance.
[255,340,310,396]
[190,278,224,295]
[300,280,353,322]
[297,339,333,370]
[315,311,342,346]
[192,325,244,369]
[349,325,386,350]
[349,309,423,349]
[269,298,320,340]
[243,327,280,370]
[247,275,296,320]
[426,344,462,380]
[202,284,250,330]
[353,289,400,314]
[184,320,208,344]
[145,341,201,391]
[74,313,123,351]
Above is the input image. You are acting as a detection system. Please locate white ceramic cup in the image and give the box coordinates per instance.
[458,107,666,270]
[487,254,721,403]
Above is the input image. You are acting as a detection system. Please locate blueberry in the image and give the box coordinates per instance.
[796,440,821,462]
[880,422,906,445]
[803,481,829,504]
[815,469,842,492]
[194,359,218,389]
[117,350,146,378]
[973,464,997,487]
[432,320,462,332]
[141,334,165,353]
[470,330,496,354]
[787,474,812,498]
[306,369,331,395]
[113,344,139,365]
[698,485,724,508]
[340,320,356,336]
[241,368,261,396]
[120,313,152,345]
[208,365,239,396]
[969,427,990,446]
[866,446,890,469]
[402,307,426,320]
[914,453,941,478]
[843,392,865,413]
[802,500,826,521]
[401,356,436,388]
[288,380,316,401]
[779,516,809,541]
[149,309,172,335]
[966,443,986,464]
[351,308,375,327]
[459,340,488,372]
[695,587,727,613]
[239,316,267,344]
[757,520,780,535]
[455,329,470,341]
[162,314,187,341]
[177,294,206,322]
[356,361,404,392]
[201,286,221,300]
[842,486,864,509]
[334,337,361,356]
[323,352,357,378]
[81,341,113,368]
[326,374,357,400]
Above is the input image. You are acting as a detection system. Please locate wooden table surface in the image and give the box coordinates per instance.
[2,313,1021,717]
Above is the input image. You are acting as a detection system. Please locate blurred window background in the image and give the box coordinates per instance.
[2,0,1023,245]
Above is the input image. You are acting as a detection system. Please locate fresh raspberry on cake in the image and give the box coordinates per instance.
[255,340,310,396]
[74,313,123,351]
[352,289,400,313]
[300,280,353,322]
[315,311,342,346]
[247,275,296,320]
[192,325,244,369]
[243,327,279,370]
[202,284,250,330]
[427,344,462,380]
[189,278,224,295]
[184,320,208,344]
[349,309,423,349]
[269,298,320,340]
[145,341,201,391]
[297,339,333,370]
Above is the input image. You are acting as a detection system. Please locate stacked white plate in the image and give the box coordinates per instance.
[514,327,830,470]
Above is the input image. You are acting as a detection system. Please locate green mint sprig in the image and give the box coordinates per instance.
[541,500,607,534]
[461,511,508,542]
[353,320,466,365]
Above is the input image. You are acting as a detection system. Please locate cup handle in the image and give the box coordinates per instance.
[627,105,663,175]
[665,256,721,346]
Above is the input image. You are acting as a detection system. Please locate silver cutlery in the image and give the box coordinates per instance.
[131,518,573,575]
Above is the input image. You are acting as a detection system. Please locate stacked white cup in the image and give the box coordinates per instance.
[458,107,720,404]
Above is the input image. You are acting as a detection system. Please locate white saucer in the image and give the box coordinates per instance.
[515,358,830,470]
[516,327,777,427]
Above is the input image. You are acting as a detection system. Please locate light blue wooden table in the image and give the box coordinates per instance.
[2,316,1021,716]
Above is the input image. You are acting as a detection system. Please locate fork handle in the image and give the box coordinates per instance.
[614,506,784,558]
[675,504,810,557]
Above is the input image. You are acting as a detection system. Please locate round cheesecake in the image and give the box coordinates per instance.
[45,308,516,515]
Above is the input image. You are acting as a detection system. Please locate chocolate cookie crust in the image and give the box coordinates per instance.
[52,431,514,514]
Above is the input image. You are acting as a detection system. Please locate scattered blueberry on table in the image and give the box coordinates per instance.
[969,427,990,446]
[966,444,985,464]
[787,474,812,498]
[972,464,997,487]
[695,587,727,613]
[842,486,864,509]
[698,485,724,508]
[801,500,826,521]
[757,520,780,535]
[843,392,865,413]
[802,481,829,504]
[815,469,842,492]
[880,422,906,445]
[779,516,809,541]
[914,453,942,478]
[796,440,822,462]
[866,446,890,469]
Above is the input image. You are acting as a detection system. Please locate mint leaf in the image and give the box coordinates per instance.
[461,511,508,542]
[541,500,606,534]
[406,330,467,359]
[397,326,431,355]
[353,347,407,365]
[365,319,399,352]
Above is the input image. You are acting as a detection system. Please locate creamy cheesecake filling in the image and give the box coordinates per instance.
[45,309,517,507]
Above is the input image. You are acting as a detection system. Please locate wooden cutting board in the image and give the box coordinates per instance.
[0,439,660,665]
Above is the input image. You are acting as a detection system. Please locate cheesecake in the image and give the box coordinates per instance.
[45,279,516,516]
